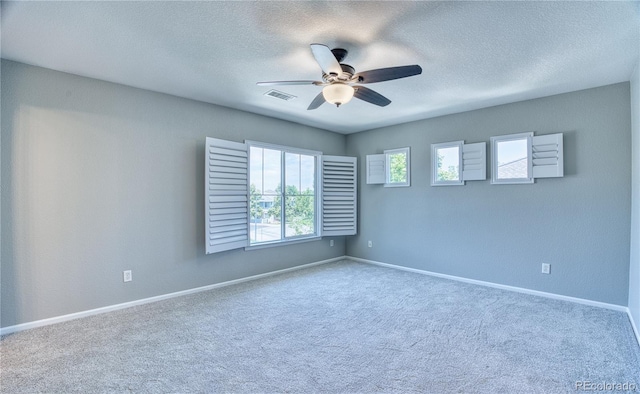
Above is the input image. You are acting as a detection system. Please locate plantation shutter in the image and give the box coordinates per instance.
[462,142,486,181]
[366,154,386,184]
[532,133,564,178]
[321,155,357,236]
[205,137,249,254]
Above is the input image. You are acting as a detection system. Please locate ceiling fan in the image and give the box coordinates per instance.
[257,44,422,110]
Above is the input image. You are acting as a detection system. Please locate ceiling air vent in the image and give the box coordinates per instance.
[264,89,297,101]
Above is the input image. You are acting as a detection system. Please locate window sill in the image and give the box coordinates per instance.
[384,183,411,188]
[244,236,321,251]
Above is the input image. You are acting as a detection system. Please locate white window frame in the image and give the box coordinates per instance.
[491,132,534,185]
[245,141,322,249]
[383,147,411,187]
[431,141,464,186]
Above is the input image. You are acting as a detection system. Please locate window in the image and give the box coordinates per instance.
[204,137,357,254]
[249,143,319,245]
[431,141,487,186]
[249,147,281,242]
[431,141,463,186]
[490,132,564,184]
[366,147,411,187]
[491,132,533,184]
[385,147,410,187]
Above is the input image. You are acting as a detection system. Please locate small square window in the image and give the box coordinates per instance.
[491,132,533,184]
[384,147,410,187]
[431,141,463,186]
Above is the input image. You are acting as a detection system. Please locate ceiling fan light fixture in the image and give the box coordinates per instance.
[322,83,354,107]
[259,44,422,110]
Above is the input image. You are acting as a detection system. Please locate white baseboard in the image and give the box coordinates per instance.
[347,256,629,313]
[628,309,640,347]
[0,256,346,336]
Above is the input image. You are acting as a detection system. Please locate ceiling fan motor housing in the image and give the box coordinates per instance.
[324,64,355,82]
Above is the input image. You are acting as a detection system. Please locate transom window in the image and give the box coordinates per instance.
[248,143,319,245]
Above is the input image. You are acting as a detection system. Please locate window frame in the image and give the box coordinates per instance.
[245,140,322,249]
[383,147,411,188]
[490,132,534,185]
[431,141,464,186]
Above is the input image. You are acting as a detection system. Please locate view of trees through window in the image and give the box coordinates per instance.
[436,146,460,181]
[249,146,316,244]
[388,152,408,183]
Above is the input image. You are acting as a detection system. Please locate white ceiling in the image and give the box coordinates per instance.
[2,1,639,134]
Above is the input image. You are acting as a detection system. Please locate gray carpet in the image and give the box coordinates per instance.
[1,259,639,393]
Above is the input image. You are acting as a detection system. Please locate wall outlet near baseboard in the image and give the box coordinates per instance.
[123,270,132,282]
[368,240,373,248]
[541,263,551,274]
[330,240,334,247]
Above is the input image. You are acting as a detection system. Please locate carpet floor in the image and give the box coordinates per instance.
[1,259,639,393]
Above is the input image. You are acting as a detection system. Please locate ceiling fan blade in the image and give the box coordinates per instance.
[256,80,322,86]
[307,92,326,110]
[310,44,342,76]
[353,86,391,107]
[353,65,422,84]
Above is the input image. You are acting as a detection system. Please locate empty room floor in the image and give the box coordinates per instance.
[1,260,638,393]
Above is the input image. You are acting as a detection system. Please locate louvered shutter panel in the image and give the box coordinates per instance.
[462,142,486,181]
[321,156,357,236]
[532,133,563,178]
[205,137,249,254]
[366,154,386,184]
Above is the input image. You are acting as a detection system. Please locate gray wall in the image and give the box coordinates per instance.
[2,59,635,329]
[346,83,632,306]
[630,59,640,328]
[1,60,347,328]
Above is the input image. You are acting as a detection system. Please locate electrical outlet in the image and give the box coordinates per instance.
[368,240,373,248]
[541,263,551,274]
[330,240,334,247]
[123,270,132,282]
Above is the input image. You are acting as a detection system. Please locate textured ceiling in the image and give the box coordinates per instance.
[1,1,639,134]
